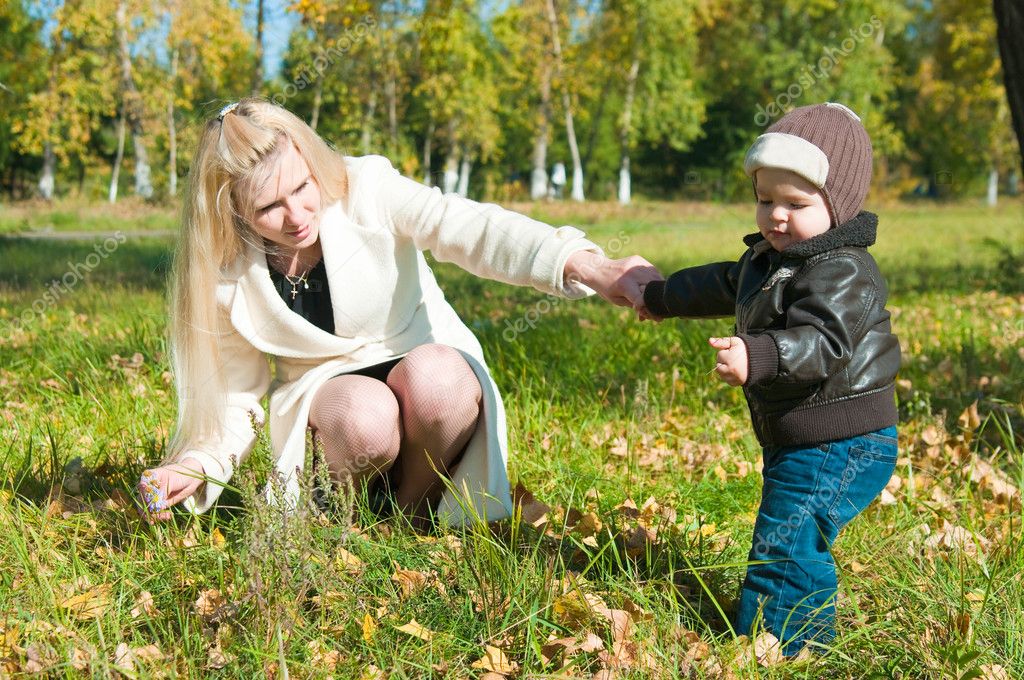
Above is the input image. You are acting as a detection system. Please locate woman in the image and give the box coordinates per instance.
[139,98,660,525]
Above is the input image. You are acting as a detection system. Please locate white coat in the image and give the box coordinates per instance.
[177,155,600,524]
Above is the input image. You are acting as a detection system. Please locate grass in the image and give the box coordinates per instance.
[0,198,1022,677]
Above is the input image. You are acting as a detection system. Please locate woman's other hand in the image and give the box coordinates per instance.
[137,457,206,523]
[564,251,664,308]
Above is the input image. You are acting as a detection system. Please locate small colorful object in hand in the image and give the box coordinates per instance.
[139,470,167,513]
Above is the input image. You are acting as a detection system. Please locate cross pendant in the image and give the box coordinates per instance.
[291,286,298,300]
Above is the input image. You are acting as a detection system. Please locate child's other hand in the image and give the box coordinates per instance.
[709,336,748,386]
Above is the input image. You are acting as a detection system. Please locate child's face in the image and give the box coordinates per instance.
[754,168,831,251]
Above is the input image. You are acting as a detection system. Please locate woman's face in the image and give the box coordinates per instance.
[249,139,322,250]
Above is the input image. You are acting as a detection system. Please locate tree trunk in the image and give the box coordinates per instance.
[544,0,584,201]
[987,168,999,206]
[443,149,459,194]
[310,69,324,131]
[361,85,378,155]
[39,142,56,200]
[251,0,265,94]
[422,117,434,185]
[167,46,178,197]
[530,61,552,200]
[110,105,127,204]
[457,155,471,197]
[618,52,641,205]
[116,0,153,199]
[995,0,1024,174]
[385,67,399,155]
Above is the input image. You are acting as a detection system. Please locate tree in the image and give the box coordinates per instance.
[15,0,120,200]
[0,1,47,199]
[414,0,501,196]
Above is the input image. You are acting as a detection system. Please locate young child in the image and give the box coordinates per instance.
[641,103,901,654]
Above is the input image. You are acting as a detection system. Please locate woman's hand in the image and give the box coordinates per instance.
[564,250,664,308]
[137,457,206,523]
[709,336,748,386]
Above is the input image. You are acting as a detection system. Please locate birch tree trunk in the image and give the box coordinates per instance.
[361,85,378,155]
[310,63,324,130]
[987,168,999,206]
[422,118,434,185]
[443,149,459,194]
[251,0,265,94]
[167,47,178,197]
[116,0,153,199]
[457,156,471,197]
[618,54,641,205]
[544,0,584,201]
[38,142,55,200]
[530,61,552,200]
[109,106,127,204]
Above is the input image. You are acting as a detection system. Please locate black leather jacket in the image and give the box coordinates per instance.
[643,212,900,447]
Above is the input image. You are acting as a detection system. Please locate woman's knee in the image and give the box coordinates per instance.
[309,376,401,473]
[386,344,482,420]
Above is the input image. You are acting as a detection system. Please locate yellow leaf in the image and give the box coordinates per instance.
[130,590,156,619]
[395,619,435,641]
[471,644,518,675]
[336,547,363,571]
[391,564,430,600]
[194,588,227,621]
[59,584,111,621]
[210,528,226,549]
[361,613,377,642]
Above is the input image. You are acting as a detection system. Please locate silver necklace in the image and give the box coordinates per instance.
[283,268,310,300]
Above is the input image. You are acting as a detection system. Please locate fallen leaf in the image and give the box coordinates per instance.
[752,632,783,667]
[336,547,363,572]
[391,564,430,600]
[979,664,1010,680]
[131,590,156,619]
[194,589,227,621]
[206,640,232,670]
[471,644,518,675]
[306,639,341,670]
[362,614,377,642]
[395,619,435,641]
[59,584,111,621]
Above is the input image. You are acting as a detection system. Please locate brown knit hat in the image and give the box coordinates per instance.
[743,102,873,226]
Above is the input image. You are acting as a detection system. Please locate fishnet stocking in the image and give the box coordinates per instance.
[308,374,401,486]
[386,344,482,516]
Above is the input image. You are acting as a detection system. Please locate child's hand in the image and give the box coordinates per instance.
[634,284,664,322]
[709,336,748,386]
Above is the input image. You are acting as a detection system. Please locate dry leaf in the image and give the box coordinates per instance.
[306,639,341,670]
[59,584,111,621]
[361,613,377,643]
[206,640,232,670]
[752,632,783,667]
[512,482,552,526]
[958,401,981,432]
[131,590,156,619]
[194,588,227,621]
[395,619,435,641]
[391,564,430,600]
[471,644,518,675]
[336,547,363,572]
[979,664,1010,680]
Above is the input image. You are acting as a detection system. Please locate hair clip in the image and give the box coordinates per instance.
[217,101,240,121]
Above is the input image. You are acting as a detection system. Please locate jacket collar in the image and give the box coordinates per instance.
[742,211,878,259]
[219,201,382,361]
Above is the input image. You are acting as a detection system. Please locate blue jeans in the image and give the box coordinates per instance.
[735,426,898,654]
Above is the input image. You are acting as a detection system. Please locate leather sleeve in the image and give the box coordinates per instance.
[642,261,741,318]
[740,253,880,387]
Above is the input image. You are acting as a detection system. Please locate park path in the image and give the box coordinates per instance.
[0,229,176,240]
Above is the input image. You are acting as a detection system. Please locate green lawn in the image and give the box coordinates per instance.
[0,199,1021,677]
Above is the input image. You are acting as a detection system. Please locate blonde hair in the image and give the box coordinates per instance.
[167,98,348,463]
